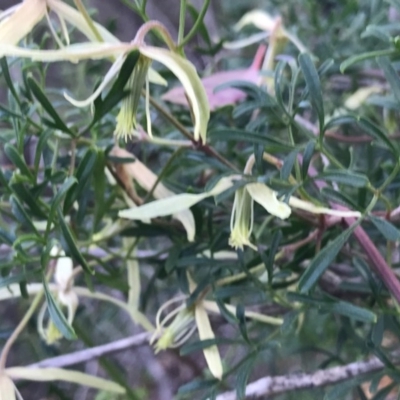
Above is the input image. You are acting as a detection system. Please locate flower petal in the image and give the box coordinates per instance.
[246,183,291,219]
[0,374,16,400]
[118,175,237,232]
[112,147,196,241]
[194,302,223,380]
[0,0,46,45]
[6,367,125,394]
[0,42,134,62]
[289,196,361,217]
[47,0,120,44]
[234,9,279,32]
[139,46,209,142]
[64,53,125,107]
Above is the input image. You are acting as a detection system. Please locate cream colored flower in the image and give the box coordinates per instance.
[0,0,210,143]
[151,274,283,380]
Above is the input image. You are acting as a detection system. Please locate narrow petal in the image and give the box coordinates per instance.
[246,183,291,219]
[0,42,134,62]
[119,173,237,234]
[0,0,46,45]
[0,374,16,400]
[111,147,196,241]
[47,0,120,44]
[162,46,265,110]
[344,86,382,110]
[234,9,278,32]
[119,193,209,220]
[194,303,223,380]
[139,46,209,142]
[148,67,167,86]
[289,197,361,218]
[6,368,125,394]
[64,53,125,107]
[223,32,270,49]
[203,300,283,325]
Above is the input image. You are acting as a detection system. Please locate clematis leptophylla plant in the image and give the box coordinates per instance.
[0,0,210,143]
[119,152,361,248]
[151,273,282,380]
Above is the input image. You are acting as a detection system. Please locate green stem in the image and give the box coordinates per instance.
[143,147,185,203]
[0,289,44,370]
[73,0,103,42]
[179,0,210,48]
[178,0,187,45]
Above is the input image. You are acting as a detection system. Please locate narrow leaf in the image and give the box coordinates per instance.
[27,76,73,135]
[4,144,34,181]
[370,215,400,241]
[377,56,400,103]
[318,170,369,187]
[57,208,92,274]
[42,277,76,340]
[298,224,357,292]
[299,53,324,132]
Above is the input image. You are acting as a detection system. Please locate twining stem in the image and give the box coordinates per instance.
[178,0,187,45]
[73,0,103,42]
[0,289,44,370]
[144,90,239,171]
[179,0,211,48]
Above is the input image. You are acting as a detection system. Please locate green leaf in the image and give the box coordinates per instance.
[340,48,396,72]
[10,182,47,218]
[51,177,78,215]
[281,149,299,180]
[299,53,324,133]
[57,208,93,274]
[267,230,282,283]
[64,147,97,213]
[377,56,400,104]
[10,195,39,235]
[0,228,15,245]
[42,277,76,340]
[180,338,237,356]
[320,187,360,210]
[27,76,73,136]
[325,376,369,400]
[236,356,256,400]
[93,150,106,228]
[301,140,315,179]
[298,224,358,292]
[369,215,400,241]
[4,144,34,182]
[0,58,20,105]
[325,115,398,155]
[34,129,53,174]
[209,129,292,150]
[91,51,139,126]
[317,170,369,187]
[328,300,376,323]
[178,378,218,394]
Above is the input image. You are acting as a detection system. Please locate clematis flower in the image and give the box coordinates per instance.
[0,0,210,142]
[111,146,196,241]
[151,274,282,380]
[119,153,361,247]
